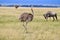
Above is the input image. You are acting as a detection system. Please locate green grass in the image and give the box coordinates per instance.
[0,7,60,40]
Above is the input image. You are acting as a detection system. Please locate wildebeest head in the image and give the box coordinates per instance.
[43,11,52,19]
[43,14,48,19]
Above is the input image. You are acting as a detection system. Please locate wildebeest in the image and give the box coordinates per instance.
[19,8,34,33]
[43,11,58,21]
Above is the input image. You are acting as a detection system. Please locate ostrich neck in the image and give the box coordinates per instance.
[31,8,34,16]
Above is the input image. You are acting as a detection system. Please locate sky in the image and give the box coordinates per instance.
[0,0,60,5]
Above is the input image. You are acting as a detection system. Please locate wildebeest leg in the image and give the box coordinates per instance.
[46,17,48,21]
[53,17,55,21]
[50,17,51,19]
[55,14,58,21]
[23,22,28,33]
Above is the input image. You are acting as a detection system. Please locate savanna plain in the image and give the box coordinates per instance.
[0,7,60,40]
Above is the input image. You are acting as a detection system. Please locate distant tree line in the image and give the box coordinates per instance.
[0,4,60,8]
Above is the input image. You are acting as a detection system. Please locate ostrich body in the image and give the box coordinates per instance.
[20,13,33,22]
[19,8,34,33]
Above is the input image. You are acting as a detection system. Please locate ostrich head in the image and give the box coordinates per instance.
[31,7,34,16]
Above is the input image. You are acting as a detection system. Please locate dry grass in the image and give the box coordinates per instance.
[0,7,60,40]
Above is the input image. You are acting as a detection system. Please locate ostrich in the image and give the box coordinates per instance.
[15,5,19,9]
[19,8,34,33]
[43,11,58,21]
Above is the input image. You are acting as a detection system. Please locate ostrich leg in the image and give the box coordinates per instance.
[23,22,28,33]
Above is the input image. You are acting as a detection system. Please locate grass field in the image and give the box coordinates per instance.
[0,7,60,40]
